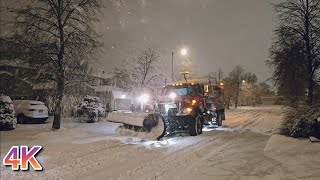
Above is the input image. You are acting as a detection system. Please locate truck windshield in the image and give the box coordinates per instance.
[162,84,203,97]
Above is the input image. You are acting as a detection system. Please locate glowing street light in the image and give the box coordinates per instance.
[180,48,188,56]
[172,47,189,82]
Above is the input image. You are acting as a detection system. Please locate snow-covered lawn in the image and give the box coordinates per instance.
[1,105,319,180]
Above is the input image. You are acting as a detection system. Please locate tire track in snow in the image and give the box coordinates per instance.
[239,109,272,130]
[108,108,276,180]
[225,109,271,130]
[111,134,235,180]
[163,131,283,180]
[78,136,213,180]
[45,141,148,179]
[157,133,238,180]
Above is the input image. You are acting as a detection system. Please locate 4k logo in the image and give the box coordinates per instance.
[3,146,42,171]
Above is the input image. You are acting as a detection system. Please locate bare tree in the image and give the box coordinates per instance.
[273,0,320,104]
[242,72,257,84]
[209,68,224,85]
[223,76,235,109]
[112,48,166,94]
[228,65,245,108]
[112,59,135,89]
[240,72,258,106]
[133,48,163,87]
[4,0,103,129]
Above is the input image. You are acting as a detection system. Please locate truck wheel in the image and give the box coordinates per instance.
[189,116,201,136]
[198,116,203,134]
[217,116,222,126]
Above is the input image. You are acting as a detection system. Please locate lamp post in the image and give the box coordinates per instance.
[172,48,188,82]
[172,52,174,82]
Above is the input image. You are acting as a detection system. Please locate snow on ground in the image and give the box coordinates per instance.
[1,105,319,180]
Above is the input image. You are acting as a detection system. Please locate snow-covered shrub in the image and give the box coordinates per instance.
[281,105,320,138]
[75,95,105,118]
[0,95,17,130]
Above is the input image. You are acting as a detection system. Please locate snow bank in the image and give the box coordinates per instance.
[264,135,320,179]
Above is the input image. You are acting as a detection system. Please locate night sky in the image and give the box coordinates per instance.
[97,0,277,81]
[1,0,278,82]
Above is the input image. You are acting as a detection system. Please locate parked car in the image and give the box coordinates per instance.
[13,100,49,124]
[0,95,17,130]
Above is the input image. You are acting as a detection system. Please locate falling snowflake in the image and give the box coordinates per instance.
[138,0,147,8]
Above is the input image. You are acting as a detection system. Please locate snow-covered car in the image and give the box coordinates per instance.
[12,100,49,124]
[0,95,17,130]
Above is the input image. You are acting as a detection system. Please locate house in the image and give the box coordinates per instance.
[0,60,115,117]
[93,85,133,110]
[0,59,36,99]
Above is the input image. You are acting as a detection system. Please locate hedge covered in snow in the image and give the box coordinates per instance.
[281,105,320,138]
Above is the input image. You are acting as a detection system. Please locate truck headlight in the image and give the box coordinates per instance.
[186,107,193,114]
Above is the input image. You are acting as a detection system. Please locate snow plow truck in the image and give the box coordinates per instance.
[107,78,225,140]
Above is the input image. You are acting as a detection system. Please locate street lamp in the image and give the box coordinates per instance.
[172,48,188,82]
[180,48,188,56]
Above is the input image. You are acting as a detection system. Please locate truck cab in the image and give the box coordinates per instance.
[155,79,225,136]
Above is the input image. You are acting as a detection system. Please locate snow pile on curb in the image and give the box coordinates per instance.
[0,95,16,130]
[264,135,320,179]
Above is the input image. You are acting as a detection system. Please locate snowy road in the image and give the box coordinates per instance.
[1,106,320,180]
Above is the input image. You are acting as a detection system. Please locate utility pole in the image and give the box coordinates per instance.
[172,52,174,82]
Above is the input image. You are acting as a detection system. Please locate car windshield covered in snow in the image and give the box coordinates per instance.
[162,84,203,97]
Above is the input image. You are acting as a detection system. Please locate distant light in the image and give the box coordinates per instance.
[138,94,149,103]
[169,92,177,99]
[180,48,188,56]
[242,80,246,84]
[121,94,126,99]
